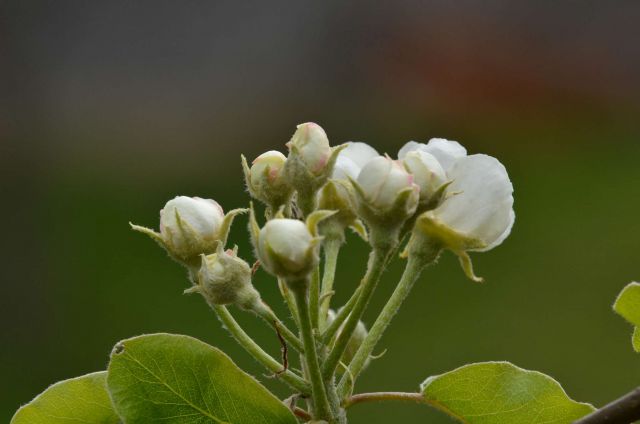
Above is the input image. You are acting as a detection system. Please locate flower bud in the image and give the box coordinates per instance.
[317,180,367,241]
[194,246,261,310]
[282,123,346,216]
[332,142,379,180]
[287,122,331,175]
[257,218,319,283]
[327,310,370,371]
[398,138,467,171]
[242,151,292,212]
[131,196,246,268]
[357,156,419,212]
[350,156,419,249]
[403,150,448,207]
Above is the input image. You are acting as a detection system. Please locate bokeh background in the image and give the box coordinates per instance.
[3,1,640,422]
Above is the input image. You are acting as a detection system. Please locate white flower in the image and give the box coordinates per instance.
[332,142,379,180]
[430,154,514,251]
[160,196,225,255]
[357,156,419,212]
[402,150,448,205]
[287,122,331,174]
[257,218,318,280]
[410,153,515,281]
[399,138,467,171]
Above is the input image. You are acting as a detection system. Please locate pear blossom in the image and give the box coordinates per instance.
[159,196,224,255]
[194,245,260,309]
[257,218,318,281]
[357,156,419,212]
[332,142,379,180]
[242,150,292,211]
[399,138,467,171]
[403,150,448,205]
[130,196,245,266]
[249,150,287,188]
[287,122,332,175]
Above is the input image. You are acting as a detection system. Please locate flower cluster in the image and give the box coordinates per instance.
[130,122,514,423]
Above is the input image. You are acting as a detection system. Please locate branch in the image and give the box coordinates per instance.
[574,387,640,424]
[344,392,424,408]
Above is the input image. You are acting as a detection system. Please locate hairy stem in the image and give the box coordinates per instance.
[344,392,424,408]
[292,283,333,421]
[338,254,427,397]
[253,301,304,353]
[319,237,341,330]
[210,304,309,394]
[320,284,362,345]
[310,266,321,330]
[278,277,300,327]
[322,247,391,380]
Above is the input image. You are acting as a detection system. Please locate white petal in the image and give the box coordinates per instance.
[432,154,514,250]
[260,219,312,271]
[423,138,467,171]
[358,156,416,209]
[403,150,447,201]
[332,155,361,180]
[340,142,379,169]
[398,141,424,159]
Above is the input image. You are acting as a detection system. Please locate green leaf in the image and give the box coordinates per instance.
[11,371,120,424]
[613,282,640,353]
[614,282,640,325]
[107,333,298,424]
[421,361,595,424]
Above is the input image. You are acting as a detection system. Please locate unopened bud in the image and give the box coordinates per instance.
[131,196,246,268]
[194,246,260,310]
[403,150,448,208]
[242,151,292,212]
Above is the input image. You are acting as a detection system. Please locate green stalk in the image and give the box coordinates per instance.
[292,282,333,421]
[210,304,309,394]
[320,284,362,345]
[252,301,304,353]
[278,277,300,327]
[319,237,341,330]
[309,266,321,329]
[337,254,427,397]
[322,247,391,380]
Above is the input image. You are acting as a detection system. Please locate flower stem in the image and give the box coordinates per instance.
[278,277,300,327]
[343,392,424,409]
[337,254,427,398]
[310,266,321,329]
[253,301,304,353]
[210,303,309,394]
[292,283,333,421]
[320,284,362,345]
[319,237,341,330]
[322,247,391,380]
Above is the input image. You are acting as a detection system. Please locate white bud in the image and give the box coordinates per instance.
[357,156,419,211]
[257,218,318,281]
[287,122,331,175]
[403,150,447,204]
[196,247,260,309]
[159,196,225,259]
[243,151,292,211]
[250,150,286,188]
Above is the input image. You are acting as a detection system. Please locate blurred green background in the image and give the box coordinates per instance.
[3,1,640,422]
